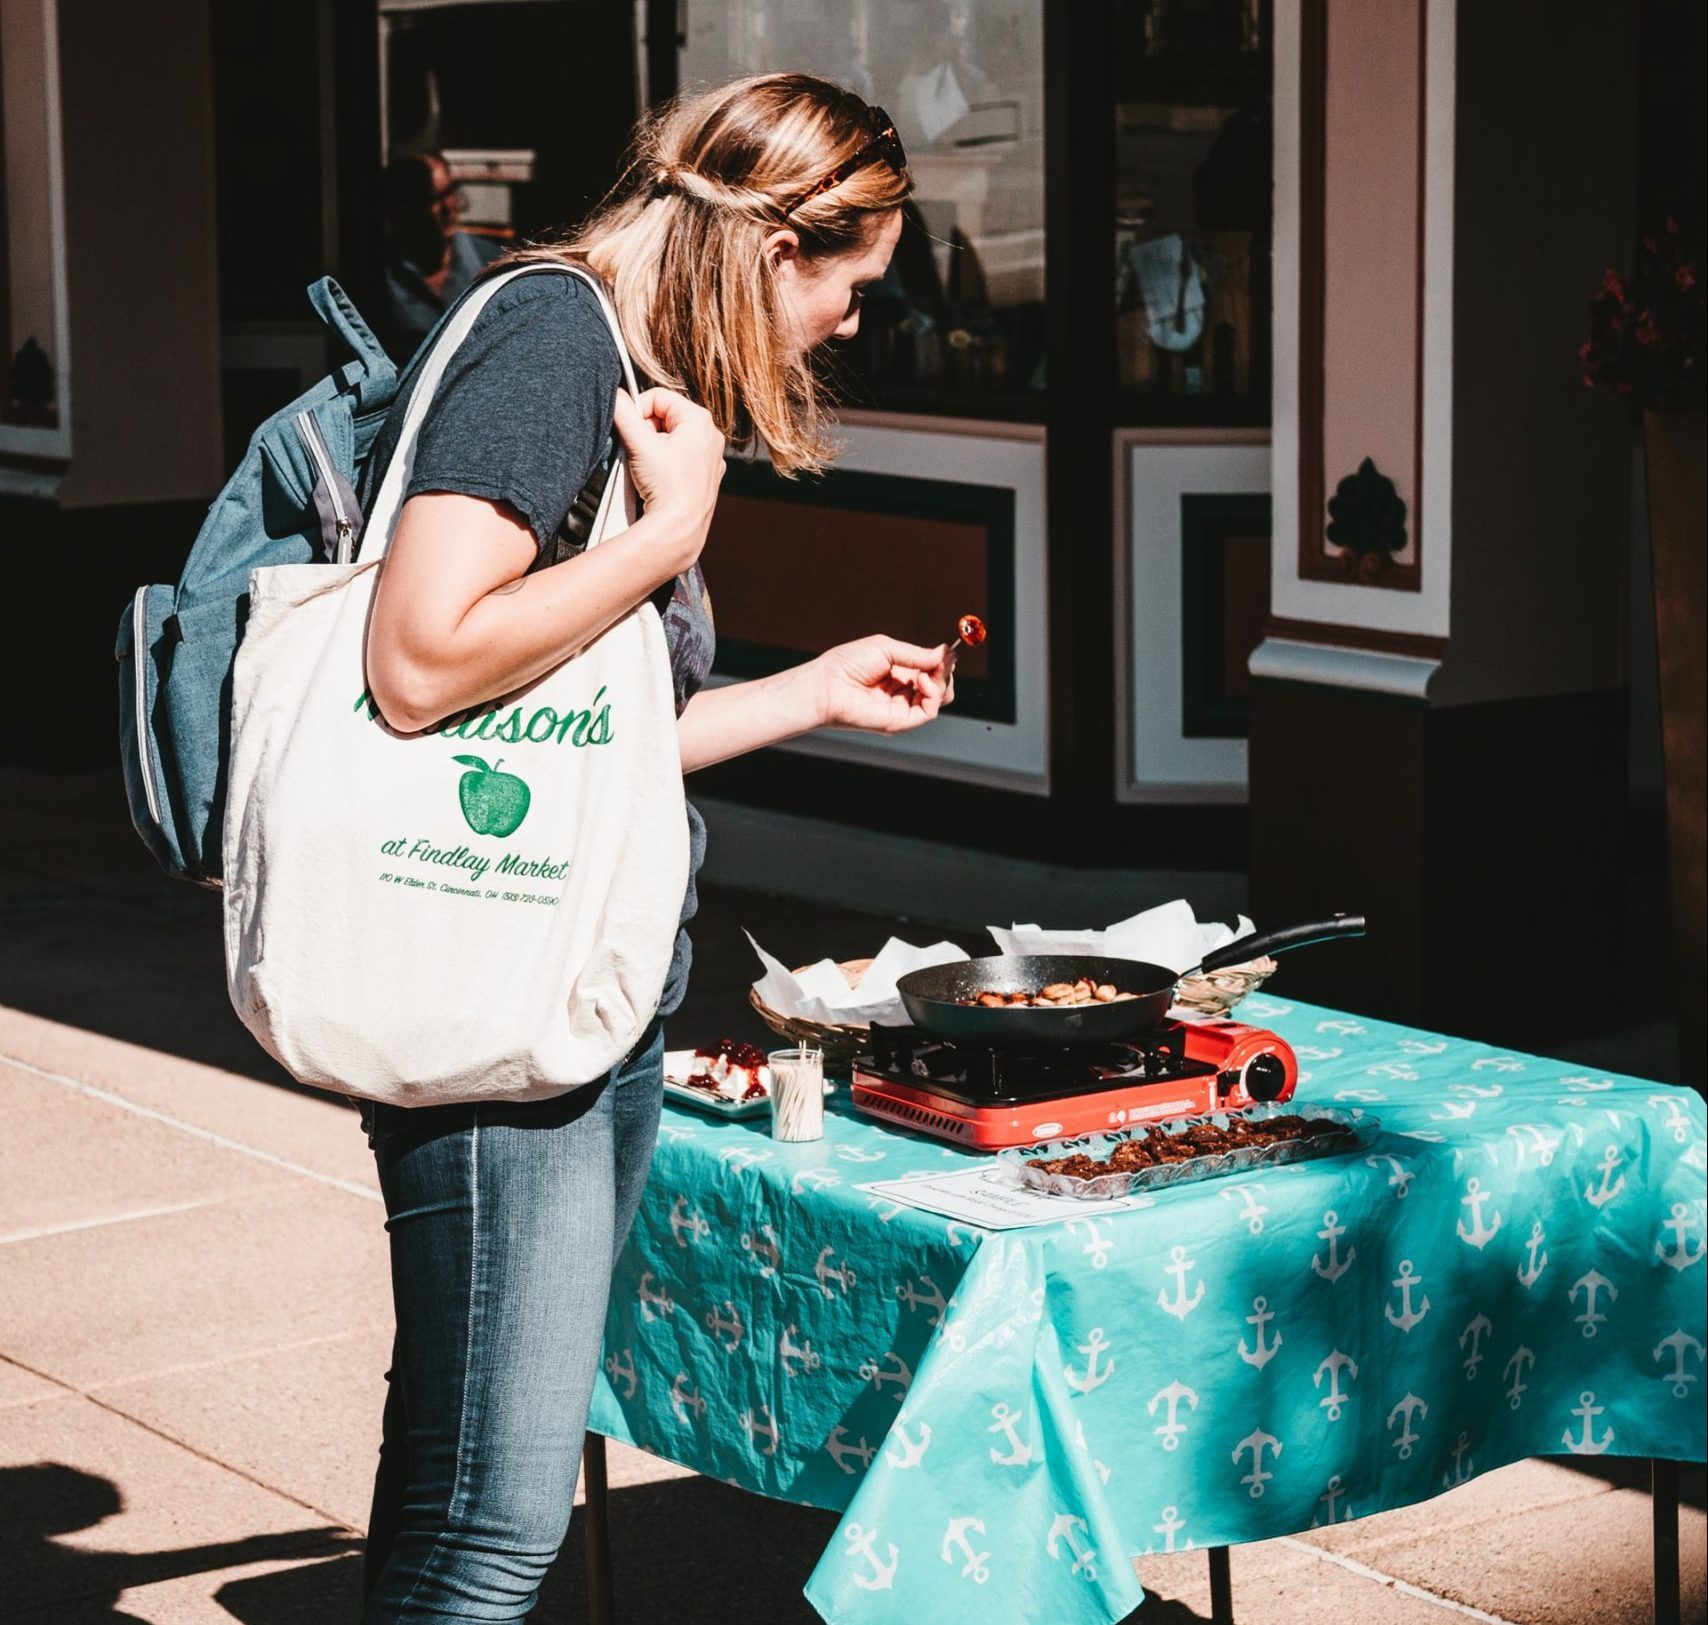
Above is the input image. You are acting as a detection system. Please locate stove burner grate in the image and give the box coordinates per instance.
[861,1021,1216,1107]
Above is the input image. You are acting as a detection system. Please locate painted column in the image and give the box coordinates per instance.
[1252,0,1639,1041]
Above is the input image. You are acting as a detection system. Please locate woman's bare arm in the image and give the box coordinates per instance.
[365,495,700,732]
[365,388,725,733]
[675,667,826,773]
[676,635,952,773]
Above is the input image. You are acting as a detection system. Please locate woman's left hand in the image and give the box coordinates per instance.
[811,635,954,734]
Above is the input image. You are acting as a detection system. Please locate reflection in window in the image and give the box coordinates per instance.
[680,0,1045,408]
[380,0,639,238]
[1115,0,1271,417]
[375,0,640,361]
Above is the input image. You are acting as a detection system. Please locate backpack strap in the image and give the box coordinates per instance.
[305,278,396,412]
[356,264,640,565]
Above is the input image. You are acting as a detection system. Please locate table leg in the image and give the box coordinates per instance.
[584,1430,614,1625]
[1208,1544,1234,1624]
[1653,1458,1679,1625]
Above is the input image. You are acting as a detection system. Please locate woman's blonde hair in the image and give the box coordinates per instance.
[497,74,911,476]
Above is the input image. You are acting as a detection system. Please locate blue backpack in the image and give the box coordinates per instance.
[116,279,397,886]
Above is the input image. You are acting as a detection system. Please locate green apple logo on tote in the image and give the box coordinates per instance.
[352,688,618,881]
[452,757,530,837]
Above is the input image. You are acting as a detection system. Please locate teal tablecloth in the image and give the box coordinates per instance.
[589,998,1708,1624]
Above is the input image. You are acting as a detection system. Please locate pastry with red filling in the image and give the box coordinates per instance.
[682,1038,772,1102]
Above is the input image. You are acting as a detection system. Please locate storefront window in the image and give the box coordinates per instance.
[680,0,1045,415]
[1115,0,1271,420]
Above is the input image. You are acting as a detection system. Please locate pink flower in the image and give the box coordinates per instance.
[1578,340,1593,359]
[1676,264,1697,292]
[1602,268,1626,300]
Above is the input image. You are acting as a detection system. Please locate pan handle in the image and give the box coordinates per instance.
[1198,914,1366,977]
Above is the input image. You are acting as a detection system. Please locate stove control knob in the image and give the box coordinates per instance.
[1244,1053,1288,1101]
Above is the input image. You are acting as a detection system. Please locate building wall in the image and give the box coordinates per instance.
[55,0,222,507]
[1432,0,1639,707]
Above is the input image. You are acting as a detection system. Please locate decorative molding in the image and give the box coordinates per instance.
[1263,615,1445,660]
[1109,427,1271,449]
[1181,492,1272,739]
[1274,0,1455,638]
[831,407,1047,445]
[1293,0,1426,594]
[0,0,73,462]
[1322,456,1408,576]
[1249,634,1438,699]
[1295,0,1328,586]
[0,464,64,500]
[1114,435,1270,804]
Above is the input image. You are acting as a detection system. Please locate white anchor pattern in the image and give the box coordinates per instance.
[1237,1295,1282,1369]
[572,1009,1705,1625]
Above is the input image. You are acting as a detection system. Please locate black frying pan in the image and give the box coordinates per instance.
[895,916,1366,1047]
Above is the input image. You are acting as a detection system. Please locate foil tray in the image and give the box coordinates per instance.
[662,1048,772,1121]
[661,1049,834,1122]
[996,1104,1378,1202]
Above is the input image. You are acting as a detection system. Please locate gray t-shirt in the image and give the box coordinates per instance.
[359,268,713,1020]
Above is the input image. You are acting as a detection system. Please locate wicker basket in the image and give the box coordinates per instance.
[1172,957,1278,1017]
[748,957,875,1065]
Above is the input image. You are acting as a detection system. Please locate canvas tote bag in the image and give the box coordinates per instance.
[222,265,690,1104]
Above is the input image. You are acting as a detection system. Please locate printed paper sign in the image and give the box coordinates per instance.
[857,1167,1146,1231]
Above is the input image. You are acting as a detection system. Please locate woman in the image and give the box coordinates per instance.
[356,74,946,1621]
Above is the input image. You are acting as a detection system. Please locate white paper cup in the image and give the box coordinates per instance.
[767,1046,825,1142]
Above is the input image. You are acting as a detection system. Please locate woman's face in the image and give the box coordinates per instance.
[769,210,904,351]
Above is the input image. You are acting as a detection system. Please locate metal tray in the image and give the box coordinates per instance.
[996,1104,1377,1201]
[661,1049,835,1122]
[662,1049,771,1120]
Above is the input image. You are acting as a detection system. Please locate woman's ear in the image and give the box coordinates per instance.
[762,227,803,273]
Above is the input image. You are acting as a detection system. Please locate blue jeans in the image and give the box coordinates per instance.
[359,1021,665,1622]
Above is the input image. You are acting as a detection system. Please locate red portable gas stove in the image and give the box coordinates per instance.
[850,1014,1298,1151]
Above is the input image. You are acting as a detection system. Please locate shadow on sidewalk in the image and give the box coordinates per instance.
[215,1553,364,1623]
[535,1473,1207,1624]
[540,1474,840,1624]
[1548,1453,1708,1509]
[2,1462,356,1621]
[0,769,310,1090]
[0,767,979,1094]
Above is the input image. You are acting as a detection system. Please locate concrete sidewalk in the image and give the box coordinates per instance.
[1,768,1703,1623]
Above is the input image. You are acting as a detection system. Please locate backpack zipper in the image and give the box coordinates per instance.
[295,409,355,562]
[130,587,165,831]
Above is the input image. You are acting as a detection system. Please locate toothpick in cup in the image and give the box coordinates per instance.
[767,1044,825,1142]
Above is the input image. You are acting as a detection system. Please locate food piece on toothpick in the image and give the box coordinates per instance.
[945,614,989,691]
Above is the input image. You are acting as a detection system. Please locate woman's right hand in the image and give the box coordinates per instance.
[613,386,727,574]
